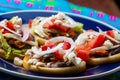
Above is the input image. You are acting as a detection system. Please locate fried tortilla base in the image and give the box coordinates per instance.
[87,53,120,66]
[23,55,86,75]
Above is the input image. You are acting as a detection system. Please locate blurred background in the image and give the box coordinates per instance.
[0,0,120,29]
[69,0,120,17]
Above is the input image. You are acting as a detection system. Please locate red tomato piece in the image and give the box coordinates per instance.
[54,50,65,60]
[0,25,10,34]
[44,18,69,32]
[75,45,85,53]
[41,45,48,51]
[62,41,71,50]
[106,30,115,38]
[75,34,105,61]
[41,41,56,51]
[76,50,90,61]
[2,29,10,34]
[87,34,105,49]
[29,19,33,28]
[76,34,105,51]
[45,41,56,48]
[7,21,15,30]
[44,20,54,29]
[54,24,69,32]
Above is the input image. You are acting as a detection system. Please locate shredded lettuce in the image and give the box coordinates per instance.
[0,31,26,59]
[73,22,83,33]
[12,48,26,57]
[0,31,12,59]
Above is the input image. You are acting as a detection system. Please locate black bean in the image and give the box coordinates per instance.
[42,54,56,62]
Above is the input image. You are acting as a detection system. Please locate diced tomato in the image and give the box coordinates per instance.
[75,45,85,53]
[87,34,105,49]
[54,24,69,32]
[0,21,15,34]
[2,29,10,34]
[106,30,115,38]
[75,43,92,53]
[41,41,56,51]
[76,34,105,52]
[41,45,48,51]
[29,19,33,28]
[54,50,65,60]
[7,21,15,30]
[76,50,90,61]
[0,26,10,34]
[75,34,105,61]
[45,41,56,48]
[44,18,69,32]
[44,20,54,29]
[62,41,71,50]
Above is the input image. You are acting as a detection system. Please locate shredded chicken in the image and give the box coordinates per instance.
[7,38,30,49]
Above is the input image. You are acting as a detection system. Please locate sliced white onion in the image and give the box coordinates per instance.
[32,17,45,26]
[97,26,120,44]
[3,33,21,40]
[32,43,63,58]
[63,15,77,28]
[105,34,120,44]
[40,16,54,26]
[34,24,47,37]
[21,24,30,42]
[62,23,75,28]
[25,41,36,46]
[54,20,62,24]
[90,44,120,53]
[75,32,99,45]
[90,46,108,52]
[110,45,120,49]
[49,36,75,51]
[0,23,21,36]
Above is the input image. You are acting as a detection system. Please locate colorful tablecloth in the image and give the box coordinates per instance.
[0,0,120,29]
[0,0,120,80]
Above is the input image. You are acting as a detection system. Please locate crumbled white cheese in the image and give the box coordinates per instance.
[63,51,81,66]
[28,59,38,65]
[46,62,51,68]
[25,49,33,56]
[114,30,120,41]
[11,16,22,25]
[103,40,113,49]
[55,12,65,20]
[14,57,23,66]
[72,57,82,66]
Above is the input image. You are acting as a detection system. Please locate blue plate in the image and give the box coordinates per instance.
[0,10,120,80]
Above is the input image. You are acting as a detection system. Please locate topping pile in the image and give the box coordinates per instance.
[0,12,120,71]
